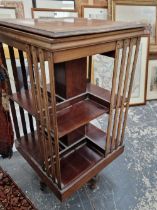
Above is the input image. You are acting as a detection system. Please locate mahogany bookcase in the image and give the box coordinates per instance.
[0,18,146,201]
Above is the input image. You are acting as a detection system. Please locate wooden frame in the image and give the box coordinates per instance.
[81,5,108,19]
[0,2,24,19]
[130,36,149,105]
[31,8,78,19]
[0,7,16,19]
[32,0,75,10]
[150,45,157,54]
[111,0,157,45]
[147,57,157,100]
[81,5,108,91]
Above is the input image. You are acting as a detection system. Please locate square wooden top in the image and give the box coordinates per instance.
[0,18,146,38]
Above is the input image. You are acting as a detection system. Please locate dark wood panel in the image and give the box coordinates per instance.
[60,126,85,146]
[86,123,106,150]
[66,58,87,98]
[54,58,87,99]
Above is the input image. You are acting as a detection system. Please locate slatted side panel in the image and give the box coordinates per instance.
[18,49,35,133]
[105,37,141,156]
[26,45,46,175]
[119,38,141,146]
[8,46,28,136]
[47,51,61,187]
[0,43,36,139]
[26,46,61,188]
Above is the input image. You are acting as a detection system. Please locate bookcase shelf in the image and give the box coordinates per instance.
[10,84,110,138]
[15,123,112,188]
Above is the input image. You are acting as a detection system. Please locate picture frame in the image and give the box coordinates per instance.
[32,0,75,10]
[130,36,149,105]
[0,6,16,19]
[0,1,24,18]
[93,36,149,106]
[111,0,157,45]
[81,5,108,84]
[147,59,157,100]
[81,5,108,20]
[32,8,78,19]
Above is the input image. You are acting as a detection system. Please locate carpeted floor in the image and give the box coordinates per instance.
[0,101,157,210]
[0,167,37,210]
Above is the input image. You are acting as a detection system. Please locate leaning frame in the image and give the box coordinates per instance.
[111,0,157,45]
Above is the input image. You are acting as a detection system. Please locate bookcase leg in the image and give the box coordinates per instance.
[40,181,47,191]
[88,175,99,190]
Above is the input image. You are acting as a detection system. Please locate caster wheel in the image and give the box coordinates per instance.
[88,175,99,190]
[40,181,47,191]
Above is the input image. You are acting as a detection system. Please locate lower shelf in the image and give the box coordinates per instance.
[15,124,124,201]
[60,141,103,186]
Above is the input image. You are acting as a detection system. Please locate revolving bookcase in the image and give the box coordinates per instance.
[0,18,146,201]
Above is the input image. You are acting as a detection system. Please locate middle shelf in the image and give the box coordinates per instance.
[10,83,111,138]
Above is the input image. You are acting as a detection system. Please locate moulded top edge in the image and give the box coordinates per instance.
[0,18,147,38]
